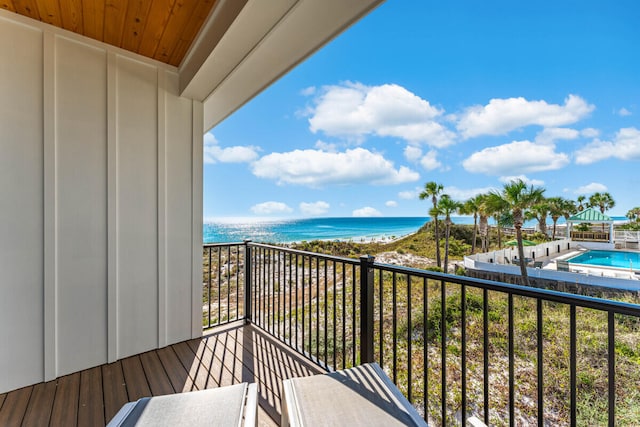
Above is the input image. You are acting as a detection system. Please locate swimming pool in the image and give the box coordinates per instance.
[568,250,640,270]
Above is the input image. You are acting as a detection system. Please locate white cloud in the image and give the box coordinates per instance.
[203,132,259,164]
[251,147,420,187]
[403,145,422,161]
[299,201,330,216]
[462,140,570,175]
[457,95,594,138]
[574,127,640,164]
[385,200,398,207]
[443,186,496,201]
[250,201,293,215]
[534,127,580,145]
[419,150,442,171]
[300,86,316,96]
[618,107,632,116]
[352,207,382,217]
[308,82,456,147]
[499,175,545,186]
[574,182,608,194]
[398,188,421,199]
[581,128,600,138]
[314,140,338,152]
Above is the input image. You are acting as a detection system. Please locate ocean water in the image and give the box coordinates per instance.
[202,215,629,244]
[203,217,448,243]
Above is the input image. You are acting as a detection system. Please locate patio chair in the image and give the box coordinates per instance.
[281,363,426,427]
[107,383,257,427]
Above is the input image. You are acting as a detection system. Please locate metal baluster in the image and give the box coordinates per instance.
[277,250,281,338]
[461,284,467,426]
[333,260,337,370]
[295,253,299,351]
[207,247,213,328]
[407,275,412,402]
[508,293,514,427]
[378,269,384,367]
[608,311,615,427]
[423,277,428,420]
[352,263,357,368]
[217,248,221,325]
[288,252,292,345]
[483,288,489,425]
[316,257,320,362]
[392,272,397,383]
[302,255,306,354]
[537,299,543,427]
[324,258,328,366]
[227,245,231,321]
[342,265,346,369]
[441,280,446,425]
[309,256,313,356]
[570,304,576,427]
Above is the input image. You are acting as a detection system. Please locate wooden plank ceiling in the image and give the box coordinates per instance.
[0,0,218,66]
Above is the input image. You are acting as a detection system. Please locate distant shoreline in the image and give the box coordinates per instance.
[203,216,630,244]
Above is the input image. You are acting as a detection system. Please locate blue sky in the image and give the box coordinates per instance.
[203,0,639,221]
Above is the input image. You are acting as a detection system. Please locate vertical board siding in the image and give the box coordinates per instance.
[54,35,109,376]
[116,55,160,359]
[0,12,201,394]
[0,19,45,392]
[164,71,194,345]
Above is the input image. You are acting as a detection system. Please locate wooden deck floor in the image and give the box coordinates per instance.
[0,322,324,426]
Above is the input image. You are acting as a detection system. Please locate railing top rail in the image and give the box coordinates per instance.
[247,242,359,265]
[373,261,640,317]
[203,241,246,248]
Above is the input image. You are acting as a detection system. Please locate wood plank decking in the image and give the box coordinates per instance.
[0,322,324,426]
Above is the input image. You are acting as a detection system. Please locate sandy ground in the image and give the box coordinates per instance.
[373,251,436,267]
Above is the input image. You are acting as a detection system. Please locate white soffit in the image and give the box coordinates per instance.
[180,0,384,133]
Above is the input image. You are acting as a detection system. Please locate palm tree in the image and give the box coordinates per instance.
[460,196,481,253]
[495,179,545,286]
[419,181,444,267]
[474,194,491,252]
[547,197,567,239]
[487,192,511,248]
[589,192,615,214]
[627,207,640,223]
[576,195,586,211]
[527,199,550,237]
[561,199,577,238]
[589,192,616,232]
[437,195,461,273]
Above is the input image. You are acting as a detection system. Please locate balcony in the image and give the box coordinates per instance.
[0,322,322,426]
[2,241,640,426]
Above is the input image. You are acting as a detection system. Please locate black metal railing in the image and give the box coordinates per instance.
[247,244,362,371]
[202,241,640,426]
[202,242,246,328]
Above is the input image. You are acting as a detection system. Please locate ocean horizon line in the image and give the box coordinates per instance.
[203,215,434,224]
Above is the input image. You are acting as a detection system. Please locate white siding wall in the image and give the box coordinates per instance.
[0,19,45,394]
[0,13,203,394]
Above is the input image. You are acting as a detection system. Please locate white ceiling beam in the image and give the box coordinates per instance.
[179,0,385,133]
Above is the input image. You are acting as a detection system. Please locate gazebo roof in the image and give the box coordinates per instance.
[568,207,613,223]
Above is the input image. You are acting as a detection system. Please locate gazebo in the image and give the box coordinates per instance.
[567,207,614,243]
